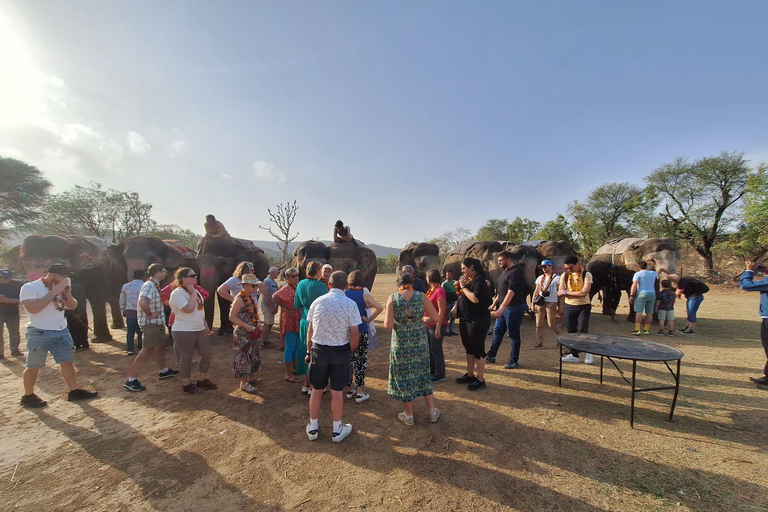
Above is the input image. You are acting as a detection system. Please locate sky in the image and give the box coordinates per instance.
[1,1,767,249]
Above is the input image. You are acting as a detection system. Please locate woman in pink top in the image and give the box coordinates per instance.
[425,269,447,383]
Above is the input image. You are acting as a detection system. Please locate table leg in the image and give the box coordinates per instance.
[600,356,604,385]
[630,359,637,428]
[669,358,681,422]
[558,343,563,387]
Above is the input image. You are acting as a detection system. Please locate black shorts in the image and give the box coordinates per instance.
[308,344,351,391]
[459,318,490,359]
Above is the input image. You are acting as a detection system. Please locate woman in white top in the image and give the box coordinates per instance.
[531,260,562,349]
[170,267,217,394]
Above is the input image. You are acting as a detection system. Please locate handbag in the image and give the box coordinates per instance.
[533,293,547,306]
[248,323,262,341]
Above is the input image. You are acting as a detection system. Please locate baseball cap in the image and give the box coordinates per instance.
[540,260,553,266]
[47,263,73,276]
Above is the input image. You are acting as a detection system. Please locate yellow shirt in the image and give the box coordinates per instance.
[562,271,593,306]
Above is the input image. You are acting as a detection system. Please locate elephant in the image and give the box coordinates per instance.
[18,235,126,342]
[291,240,331,280]
[444,241,539,294]
[120,236,198,285]
[397,243,440,282]
[328,242,377,290]
[526,240,580,277]
[196,236,271,334]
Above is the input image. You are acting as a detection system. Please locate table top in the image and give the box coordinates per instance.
[557,333,685,362]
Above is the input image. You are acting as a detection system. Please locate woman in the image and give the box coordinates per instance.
[455,257,492,391]
[383,273,441,425]
[294,261,329,394]
[228,274,263,394]
[531,260,561,349]
[425,269,447,382]
[217,261,263,304]
[344,270,384,403]
[272,268,302,382]
[169,267,216,394]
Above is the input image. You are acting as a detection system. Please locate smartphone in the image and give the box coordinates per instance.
[65,277,71,287]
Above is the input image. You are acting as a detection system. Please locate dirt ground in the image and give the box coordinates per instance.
[1,274,767,512]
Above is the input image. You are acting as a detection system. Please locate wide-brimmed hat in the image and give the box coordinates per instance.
[47,263,73,276]
[322,264,333,271]
[241,274,261,286]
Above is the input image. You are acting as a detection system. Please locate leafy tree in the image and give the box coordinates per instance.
[645,151,753,275]
[0,157,52,242]
[506,217,542,244]
[148,224,202,249]
[427,227,472,264]
[377,254,398,273]
[726,163,768,260]
[535,214,579,251]
[259,200,299,264]
[37,182,155,243]
[567,182,648,258]
[476,219,508,241]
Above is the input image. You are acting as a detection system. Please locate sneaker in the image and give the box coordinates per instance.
[455,373,476,384]
[345,390,356,399]
[397,412,414,426]
[667,331,675,336]
[561,354,580,363]
[532,342,544,349]
[11,350,23,357]
[468,379,486,391]
[431,375,446,383]
[355,392,370,403]
[182,383,202,394]
[126,351,135,356]
[159,369,180,380]
[678,327,690,333]
[306,423,319,441]
[642,330,651,335]
[429,408,441,423]
[630,330,642,336]
[301,386,310,395]
[681,329,694,335]
[584,354,594,365]
[20,393,47,408]
[67,389,98,402]
[503,361,519,369]
[332,423,353,442]
[196,379,218,390]
[485,355,496,363]
[123,379,146,392]
[657,330,665,335]
[749,376,768,385]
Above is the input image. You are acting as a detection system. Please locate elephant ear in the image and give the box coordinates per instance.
[67,236,109,270]
[163,240,190,269]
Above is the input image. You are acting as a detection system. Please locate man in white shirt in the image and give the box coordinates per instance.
[304,271,361,443]
[20,264,99,408]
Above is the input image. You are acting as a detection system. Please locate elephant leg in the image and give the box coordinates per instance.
[109,299,125,329]
[90,301,114,342]
[217,295,233,335]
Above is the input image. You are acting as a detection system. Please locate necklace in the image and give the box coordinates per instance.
[348,285,364,291]
[567,266,584,292]
[398,285,413,291]
[426,285,438,299]
[539,273,552,292]
[239,290,259,323]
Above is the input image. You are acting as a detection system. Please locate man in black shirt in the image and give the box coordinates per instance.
[486,251,529,369]
[0,269,23,358]
[401,265,428,293]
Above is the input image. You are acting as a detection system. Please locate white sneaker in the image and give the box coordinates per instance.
[345,390,356,399]
[355,392,370,403]
[306,423,319,441]
[561,354,580,363]
[332,423,353,443]
[584,354,594,365]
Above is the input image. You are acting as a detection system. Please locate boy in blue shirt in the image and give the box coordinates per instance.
[740,259,768,390]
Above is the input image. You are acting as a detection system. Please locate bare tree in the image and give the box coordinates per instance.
[259,201,300,264]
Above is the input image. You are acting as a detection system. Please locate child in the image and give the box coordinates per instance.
[655,279,676,336]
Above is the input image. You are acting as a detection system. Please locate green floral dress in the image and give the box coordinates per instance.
[388,291,433,401]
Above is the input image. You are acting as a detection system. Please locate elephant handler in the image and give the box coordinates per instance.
[123,264,179,392]
[19,263,99,408]
[203,214,230,239]
[739,259,768,390]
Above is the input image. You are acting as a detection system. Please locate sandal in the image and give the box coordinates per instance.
[285,376,300,383]
[248,378,263,385]
[262,341,276,348]
[240,383,258,394]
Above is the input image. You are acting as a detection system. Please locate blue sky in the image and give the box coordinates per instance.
[1,1,767,248]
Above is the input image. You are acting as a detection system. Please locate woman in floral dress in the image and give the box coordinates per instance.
[383,273,441,426]
[229,274,262,394]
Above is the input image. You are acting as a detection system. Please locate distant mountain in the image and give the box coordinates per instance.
[250,240,400,259]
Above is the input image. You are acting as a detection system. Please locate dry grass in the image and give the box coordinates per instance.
[0,275,766,511]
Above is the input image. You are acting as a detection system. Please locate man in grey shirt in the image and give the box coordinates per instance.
[261,267,280,347]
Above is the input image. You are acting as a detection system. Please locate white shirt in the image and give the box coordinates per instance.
[169,288,206,332]
[225,275,260,301]
[307,288,362,347]
[20,279,68,330]
[535,274,561,304]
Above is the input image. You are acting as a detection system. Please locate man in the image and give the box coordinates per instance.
[603,265,629,323]
[333,220,359,247]
[305,271,361,443]
[0,269,23,358]
[558,256,594,365]
[739,259,768,390]
[120,269,147,355]
[629,260,658,335]
[203,214,230,239]
[123,264,179,392]
[401,265,428,293]
[19,263,98,407]
[441,269,458,336]
[485,251,529,369]
[320,264,334,289]
[260,266,280,348]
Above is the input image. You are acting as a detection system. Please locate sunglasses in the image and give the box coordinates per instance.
[185,274,198,278]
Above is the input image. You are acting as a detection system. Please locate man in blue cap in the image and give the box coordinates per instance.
[0,269,23,358]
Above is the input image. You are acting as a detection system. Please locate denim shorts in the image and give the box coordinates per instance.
[658,309,675,321]
[633,291,656,315]
[25,326,75,369]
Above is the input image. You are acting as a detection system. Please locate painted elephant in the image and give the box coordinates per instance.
[291,240,331,280]
[397,243,440,282]
[443,240,539,293]
[196,236,270,334]
[18,235,126,342]
[120,236,198,285]
[328,242,377,290]
[527,240,580,277]
[587,237,680,304]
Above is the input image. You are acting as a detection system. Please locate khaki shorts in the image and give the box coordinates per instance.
[140,323,169,348]
[263,310,275,325]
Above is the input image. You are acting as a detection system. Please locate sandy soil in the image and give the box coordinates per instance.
[0,275,766,511]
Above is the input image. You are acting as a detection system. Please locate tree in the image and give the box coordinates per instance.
[535,214,579,251]
[37,182,155,243]
[426,227,472,264]
[148,224,202,249]
[645,151,752,275]
[0,157,52,242]
[377,254,398,273]
[506,217,542,244]
[476,219,509,241]
[727,163,768,260]
[259,200,299,264]
[567,182,648,258]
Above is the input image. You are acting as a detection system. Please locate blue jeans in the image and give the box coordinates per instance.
[125,315,143,352]
[487,304,528,363]
[687,295,704,323]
